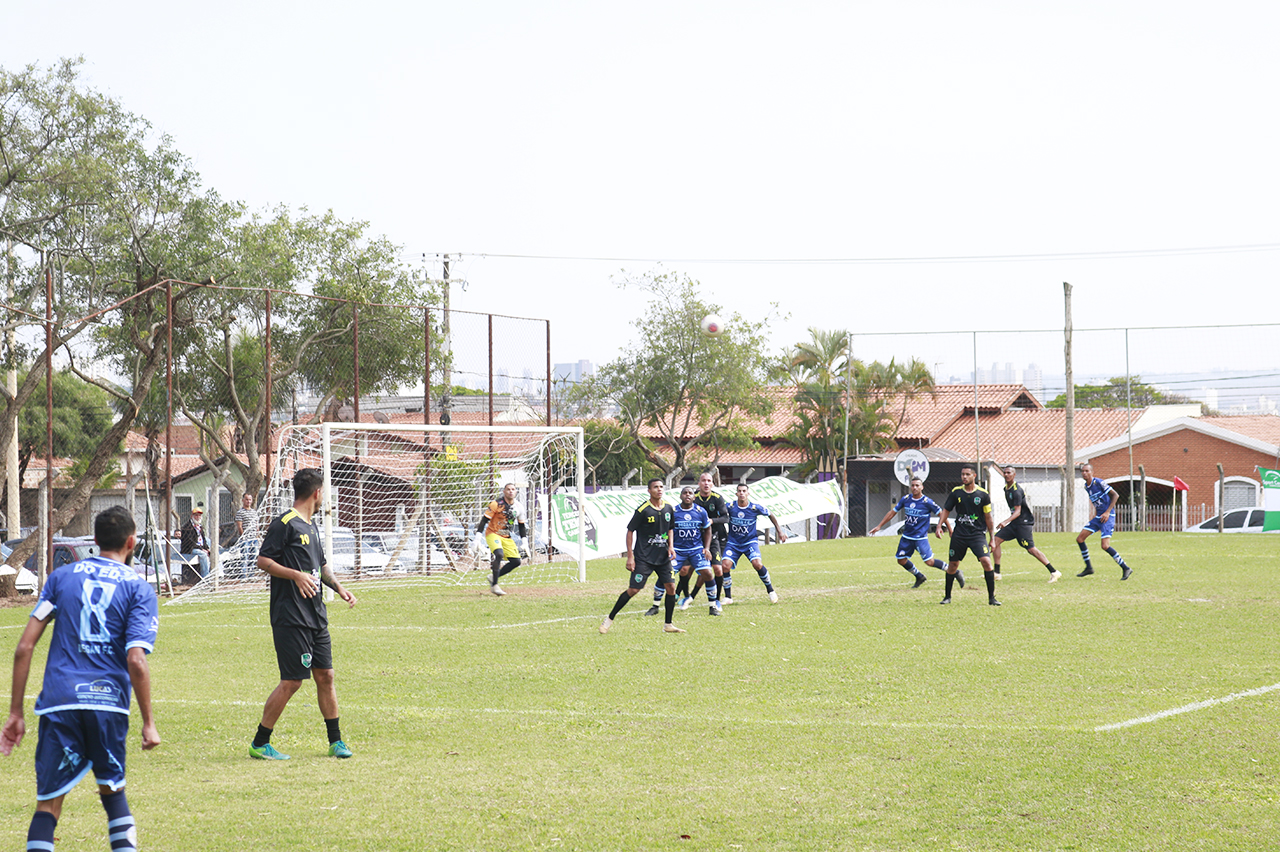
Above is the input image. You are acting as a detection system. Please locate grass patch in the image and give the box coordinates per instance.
[2,532,1278,850]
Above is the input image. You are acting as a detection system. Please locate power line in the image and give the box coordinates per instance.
[430,242,1280,266]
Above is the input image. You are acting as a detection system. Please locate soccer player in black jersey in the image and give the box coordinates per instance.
[250,468,357,760]
[600,479,685,634]
[935,464,1000,606]
[992,465,1061,583]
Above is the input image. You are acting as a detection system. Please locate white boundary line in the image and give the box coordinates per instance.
[1095,681,1280,732]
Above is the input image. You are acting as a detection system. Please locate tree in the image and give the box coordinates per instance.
[778,328,936,477]
[576,271,775,477]
[1045,377,1201,410]
[581,420,659,487]
[13,368,118,487]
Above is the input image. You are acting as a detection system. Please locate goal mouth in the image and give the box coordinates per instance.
[171,422,585,603]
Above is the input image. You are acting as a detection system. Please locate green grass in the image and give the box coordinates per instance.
[3,533,1279,850]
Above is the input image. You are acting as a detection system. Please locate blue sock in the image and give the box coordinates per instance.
[928,558,946,570]
[704,577,718,603]
[1104,546,1128,568]
[902,560,916,573]
[653,586,664,604]
[756,566,774,593]
[101,790,137,851]
[1078,541,1092,568]
[723,574,733,599]
[27,811,56,852]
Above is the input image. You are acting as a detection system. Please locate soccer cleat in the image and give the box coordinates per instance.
[993,571,1001,580]
[956,572,966,589]
[939,597,951,605]
[1121,566,1133,581]
[989,598,1002,606]
[722,596,734,605]
[249,743,290,760]
[768,590,779,603]
[912,574,927,589]
[328,740,353,759]
[662,623,687,633]
[643,605,660,616]
[598,617,613,634]
[1048,570,1062,584]
[1077,567,1094,577]
[708,605,721,616]
[490,584,506,596]
[678,596,693,611]
[713,600,723,614]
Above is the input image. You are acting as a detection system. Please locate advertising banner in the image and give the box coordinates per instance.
[1259,467,1280,532]
[549,476,845,560]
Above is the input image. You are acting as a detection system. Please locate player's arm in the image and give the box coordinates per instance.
[258,554,320,598]
[769,513,788,543]
[869,507,899,535]
[999,503,1021,530]
[935,508,950,539]
[127,646,161,750]
[701,524,712,557]
[1102,487,1119,521]
[984,506,995,539]
[1,615,49,756]
[320,563,357,608]
[624,529,637,570]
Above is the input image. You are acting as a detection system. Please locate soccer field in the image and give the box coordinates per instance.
[3,533,1278,851]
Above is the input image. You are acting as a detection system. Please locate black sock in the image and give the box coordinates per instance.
[945,572,955,597]
[984,570,996,598]
[325,717,342,745]
[1045,563,1056,573]
[664,593,677,624]
[498,558,520,578]
[993,562,1001,574]
[675,574,690,596]
[253,724,272,748]
[490,552,503,585]
[609,591,632,620]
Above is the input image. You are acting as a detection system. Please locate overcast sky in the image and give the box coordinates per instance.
[7,1,1279,395]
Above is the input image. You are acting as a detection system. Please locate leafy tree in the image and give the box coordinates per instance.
[1045,376,1200,410]
[581,419,659,487]
[575,271,775,477]
[778,328,936,477]
[9,368,118,489]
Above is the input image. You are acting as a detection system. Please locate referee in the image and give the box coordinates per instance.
[935,463,1000,606]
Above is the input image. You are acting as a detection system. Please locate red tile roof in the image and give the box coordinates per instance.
[1197,415,1280,446]
[929,408,1136,466]
[892,384,1042,443]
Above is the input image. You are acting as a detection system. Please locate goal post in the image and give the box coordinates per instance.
[172,422,585,603]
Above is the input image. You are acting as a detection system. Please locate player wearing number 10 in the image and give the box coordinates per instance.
[2,506,159,852]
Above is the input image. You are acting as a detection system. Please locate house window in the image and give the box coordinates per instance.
[1222,479,1257,513]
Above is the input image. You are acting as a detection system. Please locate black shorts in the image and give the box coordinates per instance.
[948,534,990,563]
[628,559,675,590]
[273,623,334,680]
[995,524,1036,549]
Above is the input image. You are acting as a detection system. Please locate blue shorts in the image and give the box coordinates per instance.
[1082,515,1115,538]
[673,548,711,573]
[35,710,130,800]
[722,541,761,566]
[895,537,935,561]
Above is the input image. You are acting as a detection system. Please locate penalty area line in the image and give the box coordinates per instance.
[1095,681,1280,732]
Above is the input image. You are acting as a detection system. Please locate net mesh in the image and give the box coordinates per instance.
[172,423,583,603]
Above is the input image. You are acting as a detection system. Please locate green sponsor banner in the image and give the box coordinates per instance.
[549,476,845,560]
[1259,467,1280,532]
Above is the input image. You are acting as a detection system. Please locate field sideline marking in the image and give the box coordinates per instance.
[1095,681,1280,732]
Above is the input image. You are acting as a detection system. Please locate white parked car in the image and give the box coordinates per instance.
[1184,507,1276,533]
[325,527,392,573]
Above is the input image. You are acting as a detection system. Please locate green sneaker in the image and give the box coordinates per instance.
[249,743,290,760]
[328,740,353,759]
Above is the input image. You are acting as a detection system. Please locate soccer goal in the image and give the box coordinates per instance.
[172,422,585,603]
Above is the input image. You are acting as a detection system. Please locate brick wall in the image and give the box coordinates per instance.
[1087,429,1272,506]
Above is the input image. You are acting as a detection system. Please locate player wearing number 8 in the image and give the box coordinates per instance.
[2,506,159,852]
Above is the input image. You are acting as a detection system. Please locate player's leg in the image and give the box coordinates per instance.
[602,567,649,632]
[658,563,685,632]
[30,714,80,847]
[917,538,947,572]
[99,786,137,852]
[1076,525,1096,575]
[674,563,693,598]
[309,631,350,757]
[496,536,521,580]
[720,554,736,604]
[253,627,308,758]
[977,543,999,606]
[1099,534,1132,579]
[897,539,927,587]
[28,801,60,850]
[749,552,778,602]
[697,567,719,614]
[991,534,1004,576]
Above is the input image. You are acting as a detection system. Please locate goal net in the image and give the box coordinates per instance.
[172,422,585,603]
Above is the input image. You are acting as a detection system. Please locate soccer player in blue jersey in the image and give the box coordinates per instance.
[1076,463,1133,580]
[721,483,786,604]
[250,468,358,761]
[2,506,159,852]
[869,475,958,589]
[669,486,720,616]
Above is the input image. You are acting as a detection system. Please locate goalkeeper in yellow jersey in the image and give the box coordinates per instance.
[478,483,528,596]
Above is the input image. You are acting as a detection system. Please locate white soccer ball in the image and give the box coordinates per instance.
[701,314,725,337]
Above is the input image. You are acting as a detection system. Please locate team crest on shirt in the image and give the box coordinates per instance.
[301,653,313,669]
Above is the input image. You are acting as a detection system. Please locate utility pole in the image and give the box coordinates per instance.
[1064,282,1075,531]
[5,238,19,538]
[440,254,452,427]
